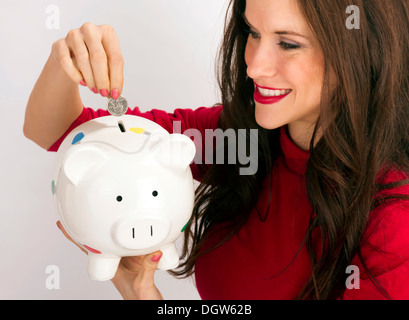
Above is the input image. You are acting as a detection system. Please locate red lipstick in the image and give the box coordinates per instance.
[253,82,291,105]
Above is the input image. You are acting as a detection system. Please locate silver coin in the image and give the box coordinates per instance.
[107,96,128,116]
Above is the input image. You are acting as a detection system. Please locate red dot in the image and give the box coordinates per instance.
[83,244,102,254]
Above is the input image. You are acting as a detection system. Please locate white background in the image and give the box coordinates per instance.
[0,0,227,299]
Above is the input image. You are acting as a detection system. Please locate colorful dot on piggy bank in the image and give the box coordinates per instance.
[51,115,196,281]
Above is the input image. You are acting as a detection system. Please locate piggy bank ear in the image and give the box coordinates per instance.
[149,134,196,169]
[62,145,108,185]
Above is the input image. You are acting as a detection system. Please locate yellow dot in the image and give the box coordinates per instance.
[129,128,146,134]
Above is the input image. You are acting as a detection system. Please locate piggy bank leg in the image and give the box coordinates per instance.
[87,254,121,281]
[157,243,179,270]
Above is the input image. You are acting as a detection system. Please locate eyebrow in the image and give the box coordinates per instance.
[242,13,309,40]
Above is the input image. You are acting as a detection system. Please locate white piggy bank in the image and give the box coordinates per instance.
[51,115,196,281]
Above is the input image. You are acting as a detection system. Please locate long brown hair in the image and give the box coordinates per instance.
[171,0,409,300]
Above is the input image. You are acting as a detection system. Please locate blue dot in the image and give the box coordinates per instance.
[72,132,85,145]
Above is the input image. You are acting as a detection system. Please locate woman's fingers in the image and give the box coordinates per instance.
[102,25,124,99]
[53,23,123,99]
[136,251,162,283]
[119,255,145,273]
[65,29,97,93]
[112,252,163,300]
[80,23,110,97]
[133,251,163,300]
[52,39,84,85]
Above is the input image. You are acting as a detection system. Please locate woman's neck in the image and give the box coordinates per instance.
[287,122,321,151]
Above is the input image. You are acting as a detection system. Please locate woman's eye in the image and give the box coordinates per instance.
[243,24,260,40]
[279,41,300,51]
[249,30,260,40]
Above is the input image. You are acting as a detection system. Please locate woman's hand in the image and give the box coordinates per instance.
[111,254,164,300]
[24,22,125,149]
[56,221,163,300]
[52,22,124,99]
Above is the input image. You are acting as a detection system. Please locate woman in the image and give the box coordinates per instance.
[24,0,409,300]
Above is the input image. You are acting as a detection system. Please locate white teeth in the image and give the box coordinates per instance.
[258,87,291,97]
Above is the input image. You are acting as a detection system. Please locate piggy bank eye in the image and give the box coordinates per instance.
[116,195,123,202]
[152,190,158,197]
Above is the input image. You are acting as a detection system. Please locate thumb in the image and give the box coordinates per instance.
[133,251,163,300]
[135,251,162,285]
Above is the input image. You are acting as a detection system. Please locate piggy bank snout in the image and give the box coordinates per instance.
[112,217,170,250]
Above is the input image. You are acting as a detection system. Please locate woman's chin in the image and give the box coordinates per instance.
[254,110,285,131]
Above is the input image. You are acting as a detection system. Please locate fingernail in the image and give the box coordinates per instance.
[91,87,98,94]
[79,80,86,86]
[151,253,162,263]
[111,89,120,100]
[100,89,109,97]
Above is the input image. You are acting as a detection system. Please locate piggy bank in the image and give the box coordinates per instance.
[51,114,196,281]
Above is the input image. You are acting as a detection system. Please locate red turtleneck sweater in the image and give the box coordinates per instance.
[49,105,409,300]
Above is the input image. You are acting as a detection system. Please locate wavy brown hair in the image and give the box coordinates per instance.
[171,0,409,300]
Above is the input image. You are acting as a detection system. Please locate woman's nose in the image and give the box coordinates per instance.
[245,41,279,80]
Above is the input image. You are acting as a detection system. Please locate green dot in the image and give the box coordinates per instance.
[51,180,55,195]
[181,220,190,232]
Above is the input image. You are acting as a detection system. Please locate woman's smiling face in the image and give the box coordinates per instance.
[244,0,325,150]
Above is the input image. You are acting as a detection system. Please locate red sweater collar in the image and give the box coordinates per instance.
[279,125,310,176]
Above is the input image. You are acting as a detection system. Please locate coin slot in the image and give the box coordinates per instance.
[118,121,126,133]
[150,225,153,237]
[132,228,135,239]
